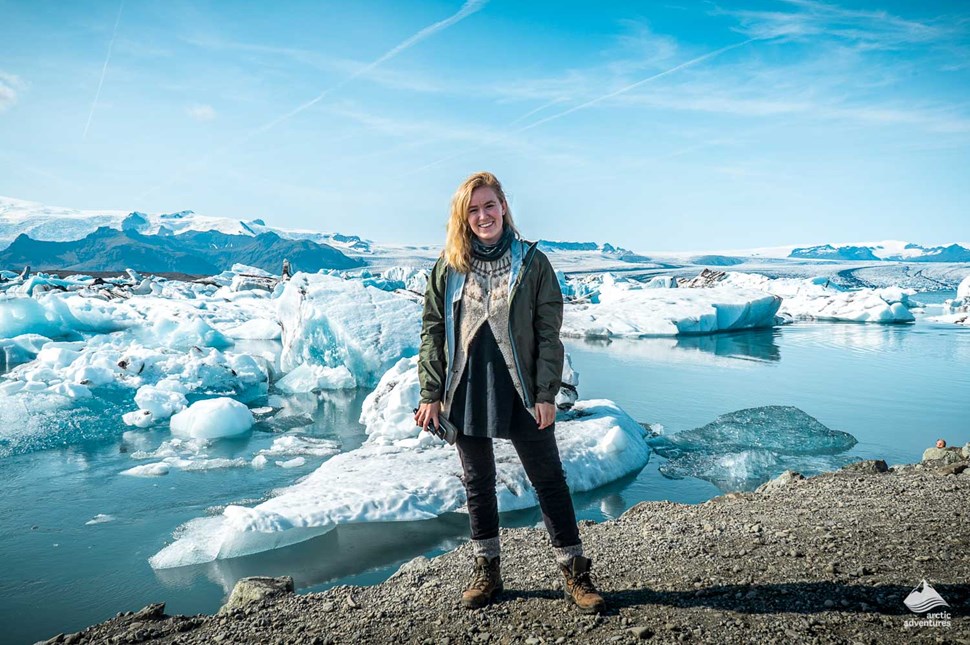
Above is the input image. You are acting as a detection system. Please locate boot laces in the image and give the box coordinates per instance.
[571,569,597,595]
[470,561,495,591]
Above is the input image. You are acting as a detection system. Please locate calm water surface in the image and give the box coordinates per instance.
[2,306,968,643]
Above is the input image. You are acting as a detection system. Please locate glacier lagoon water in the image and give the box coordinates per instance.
[2,305,969,643]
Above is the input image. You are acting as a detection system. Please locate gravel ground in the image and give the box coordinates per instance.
[42,460,969,645]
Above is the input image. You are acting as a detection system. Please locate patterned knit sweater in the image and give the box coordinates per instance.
[443,250,527,414]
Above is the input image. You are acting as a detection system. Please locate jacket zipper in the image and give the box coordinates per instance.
[508,244,538,409]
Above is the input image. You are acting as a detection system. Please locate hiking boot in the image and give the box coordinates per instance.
[560,555,606,614]
[461,556,503,609]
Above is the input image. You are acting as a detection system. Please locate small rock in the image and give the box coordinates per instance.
[936,462,967,476]
[840,460,888,474]
[921,447,963,465]
[756,470,804,493]
[132,603,166,621]
[218,577,294,615]
[391,555,431,578]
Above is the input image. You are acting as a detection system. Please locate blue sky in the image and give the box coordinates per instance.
[1,0,968,251]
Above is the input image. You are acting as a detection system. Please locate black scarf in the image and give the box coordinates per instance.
[471,224,514,261]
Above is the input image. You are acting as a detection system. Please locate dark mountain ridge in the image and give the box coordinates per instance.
[0,228,364,275]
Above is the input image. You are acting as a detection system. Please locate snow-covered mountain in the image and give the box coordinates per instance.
[538,239,652,263]
[0,196,372,254]
[789,241,970,262]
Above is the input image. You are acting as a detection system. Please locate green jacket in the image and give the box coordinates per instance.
[418,238,564,410]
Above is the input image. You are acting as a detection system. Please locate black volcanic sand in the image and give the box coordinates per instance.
[41,461,969,644]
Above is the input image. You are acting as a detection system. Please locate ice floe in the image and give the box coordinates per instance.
[721,273,916,323]
[149,357,650,568]
[170,398,254,440]
[930,275,970,325]
[277,272,421,389]
[649,406,858,492]
[85,514,116,525]
[562,285,781,337]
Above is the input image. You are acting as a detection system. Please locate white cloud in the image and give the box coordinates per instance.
[0,72,25,111]
[716,0,953,50]
[187,104,217,121]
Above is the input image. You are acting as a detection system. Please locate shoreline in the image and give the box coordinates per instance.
[42,457,969,644]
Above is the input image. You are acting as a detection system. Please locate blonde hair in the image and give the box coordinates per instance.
[443,171,520,273]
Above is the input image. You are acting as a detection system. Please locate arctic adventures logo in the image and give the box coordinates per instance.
[903,580,951,629]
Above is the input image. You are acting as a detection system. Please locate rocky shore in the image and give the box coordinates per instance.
[43,457,969,644]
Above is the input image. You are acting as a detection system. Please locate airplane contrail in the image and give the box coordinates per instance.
[403,37,759,176]
[82,0,125,141]
[137,0,487,201]
[246,0,487,140]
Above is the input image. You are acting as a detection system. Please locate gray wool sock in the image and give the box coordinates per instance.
[471,537,501,560]
[554,543,584,566]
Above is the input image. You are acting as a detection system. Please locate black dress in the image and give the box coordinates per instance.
[448,322,544,440]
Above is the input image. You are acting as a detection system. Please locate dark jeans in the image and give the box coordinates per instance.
[455,427,581,548]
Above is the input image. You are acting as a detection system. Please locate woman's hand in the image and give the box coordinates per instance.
[534,402,556,430]
[414,401,441,433]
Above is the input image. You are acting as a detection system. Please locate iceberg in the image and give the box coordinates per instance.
[357,266,430,293]
[121,462,172,477]
[722,273,916,323]
[125,435,252,474]
[0,388,131,457]
[0,333,51,370]
[149,357,650,568]
[562,286,781,338]
[254,435,341,459]
[169,398,254,440]
[277,273,422,389]
[931,274,970,325]
[649,406,858,492]
[1,329,269,448]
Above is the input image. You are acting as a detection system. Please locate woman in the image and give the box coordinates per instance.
[413,171,605,614]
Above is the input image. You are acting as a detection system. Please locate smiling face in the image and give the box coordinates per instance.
[466,186,505,245]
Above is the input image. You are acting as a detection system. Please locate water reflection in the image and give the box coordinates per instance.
[785,321,913,354]
[154,515,471,595]
[675,329,780,362]
[572,328,781,366]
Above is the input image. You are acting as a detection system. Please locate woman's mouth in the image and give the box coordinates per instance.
[478,220,494,229]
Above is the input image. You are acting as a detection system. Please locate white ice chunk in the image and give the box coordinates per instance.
[959,274,970,301]
[277,273,421,389]
[147,316,231,349]
[276,457,306,469]
[133,384,188,422]
[644,276,678,289]
[222,319,282,340]
[121,462,171,477]
[563,286,781,337]
[937,275,970,321]
[722,273,916,323]
[0,333,51,368]
[123,409,155,428]
[85,514,116,525]
[256,435,341,458]
[169,398,253,440]
[0,297,63,338]
[275,363,355,393]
